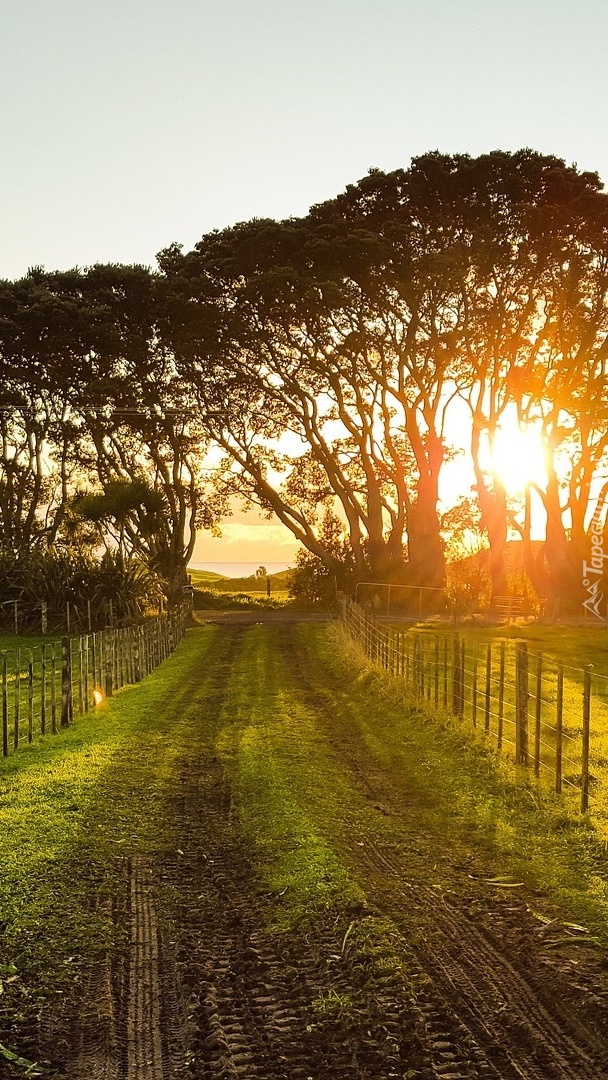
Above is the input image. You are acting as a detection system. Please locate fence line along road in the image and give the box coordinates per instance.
[340,596,608,815]
[0,606,188,759]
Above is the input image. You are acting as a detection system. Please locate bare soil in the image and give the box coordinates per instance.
[9,621,608,1079]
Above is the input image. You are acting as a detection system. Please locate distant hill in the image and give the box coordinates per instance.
[188,566,293,592]
[188,568,225,586]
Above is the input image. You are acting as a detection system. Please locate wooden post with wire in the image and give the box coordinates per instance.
[459,639,465,717]
[471,647,478,727]
[497,641,505,752]
[2,653,8,757]
[83,635,89,712]
[443,637,448,709]
[452,635,461,715]
[51,643,57,734]
[515,641,529,765]
[534,654,542,778]
[484,643,492,734]
[78,637,84,714]
[14,651,20,749]
[41,644,47,735]
[581,665,592,813]
[434,635,439,706]
[104,630,113,698]
[61,637,71,728]
[27,649,34,742]
[555,661,564,793]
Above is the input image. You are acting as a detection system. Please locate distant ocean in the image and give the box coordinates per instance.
[189,561,294,578]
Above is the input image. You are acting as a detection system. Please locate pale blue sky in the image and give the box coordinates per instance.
[1,0,607,281]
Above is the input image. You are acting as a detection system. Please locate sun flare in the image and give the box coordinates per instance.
[486,421,547,494]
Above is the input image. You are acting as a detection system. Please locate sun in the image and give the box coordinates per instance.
[487,419,547,494]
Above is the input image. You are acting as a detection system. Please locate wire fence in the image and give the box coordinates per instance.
[0,605,189,757]
[0,595,170,635]
[340,596,608,815]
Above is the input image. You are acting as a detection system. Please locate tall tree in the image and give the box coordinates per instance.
[159,173,473,589]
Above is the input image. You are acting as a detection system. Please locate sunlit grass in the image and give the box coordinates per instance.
[313,622,608,941]
[376,620,608,825]
[0,628,218,999]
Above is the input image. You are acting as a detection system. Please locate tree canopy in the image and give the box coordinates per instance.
[1,149,607,608]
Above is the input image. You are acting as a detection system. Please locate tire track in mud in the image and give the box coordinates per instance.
[67,858,186,1080]
[165,751,428,1079]
[278,625,608,1080]
[126,858,164,1079]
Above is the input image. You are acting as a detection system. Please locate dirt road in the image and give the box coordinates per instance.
[13,621,608,1079]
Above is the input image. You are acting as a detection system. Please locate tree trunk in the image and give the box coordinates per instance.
[406,478,446,591]
[478,482,509,599]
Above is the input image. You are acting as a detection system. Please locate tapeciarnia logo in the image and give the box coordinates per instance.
[582,508,607,620]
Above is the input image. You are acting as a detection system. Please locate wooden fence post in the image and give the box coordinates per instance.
[83,635,89,712]
[484,643,491,734]
[2,654,8,757]
[515,641,529,765]
[534,654,542,778]
[92,631,98,693]
[127,627,134,684]
[41,644,47,735]
[28,649,34,742]
[405,634,410,686]
[443,637,448,709]
[51,643,57,734]
[497,641,505,752]
[104,630,113,698]
[460,639,466,717]
[61,637,71,728]
[68,640,74,723]
[14,651,20,749]
[134,627,141,683]
[434,635,439,706]
[78,637,84,715]
[452,635,461,715]
[581,666,592,813]
[117,628,122,688]
[471,647,478,727]
[113,628,118,690]
[555,660,564,793]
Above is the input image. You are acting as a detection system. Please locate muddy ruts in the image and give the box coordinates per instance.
[165,747,429,1079]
